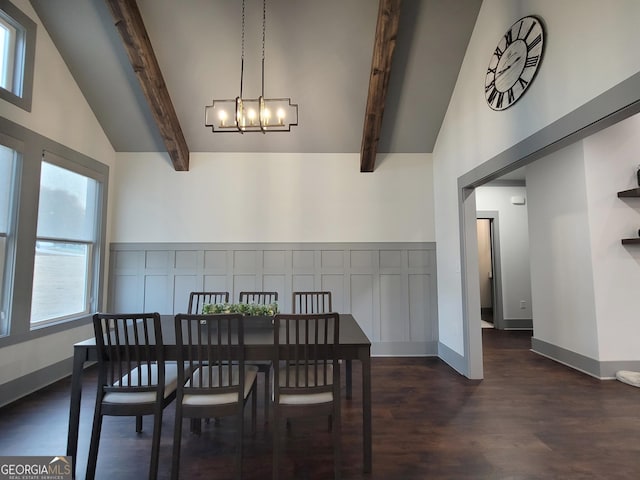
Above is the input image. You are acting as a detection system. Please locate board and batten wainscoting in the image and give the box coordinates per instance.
[108,243,438,356]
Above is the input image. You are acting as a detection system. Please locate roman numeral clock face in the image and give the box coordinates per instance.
[485,16,544,111]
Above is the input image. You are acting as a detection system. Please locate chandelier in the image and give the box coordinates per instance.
[205,0,298,133]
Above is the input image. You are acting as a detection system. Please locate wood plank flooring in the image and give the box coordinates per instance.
[1,329,640,479]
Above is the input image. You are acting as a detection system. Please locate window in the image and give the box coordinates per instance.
[0,0,35,111]
[0,142,17,336]
[0,117,108,345]
[30,158,99,325]
[0,15,17,92]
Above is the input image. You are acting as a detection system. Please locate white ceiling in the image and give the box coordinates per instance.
[30,0,482,156]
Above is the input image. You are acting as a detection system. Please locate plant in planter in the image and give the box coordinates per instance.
[201,302,279,316]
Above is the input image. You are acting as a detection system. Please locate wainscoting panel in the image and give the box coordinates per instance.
[204,250,226,270]
[409,274,431,341]
[292,274,315,292]
[233,274,257,294]
[380,274,405,342]
[349,274,375,341]
[112,274,140,312]
[108,242,438,356]
[145,275,170,313]
[203,275,227,292]
[173,275,197,313]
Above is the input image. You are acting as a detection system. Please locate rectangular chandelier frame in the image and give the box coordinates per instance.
[205,96,298,133]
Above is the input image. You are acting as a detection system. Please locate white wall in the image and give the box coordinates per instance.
[433,0,640,359]
[526,142,599,359]
[526,113,640,364]
[111,152,434,243]
[0,0,115,387]
[583,112,640,361]
[476,185,532,321]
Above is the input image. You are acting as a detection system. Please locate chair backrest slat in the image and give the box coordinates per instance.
[188,291,230,314]
[175,313,245,396]
[93,313,163,395]
[238,291,278,305]
[292,291,332,314]
[273,313,339,396]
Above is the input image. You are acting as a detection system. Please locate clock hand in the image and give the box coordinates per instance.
[496,64,512,76]
[496,56,522,76]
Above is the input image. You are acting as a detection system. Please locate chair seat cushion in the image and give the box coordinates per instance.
[273,364,334,405]
[183,365,258,406]
[103,362,179,404]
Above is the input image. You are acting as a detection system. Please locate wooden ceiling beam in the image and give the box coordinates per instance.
[105,0,189,171]
[360,0,401,173]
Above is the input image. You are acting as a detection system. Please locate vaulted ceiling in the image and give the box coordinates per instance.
[29,0,481,171]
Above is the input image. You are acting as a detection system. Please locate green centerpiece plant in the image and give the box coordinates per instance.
[202,302,279,316]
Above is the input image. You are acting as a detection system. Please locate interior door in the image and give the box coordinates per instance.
[477,219,493,325]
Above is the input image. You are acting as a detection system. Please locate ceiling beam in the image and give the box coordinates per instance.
[360,0,401,172]
[104,0,189,171]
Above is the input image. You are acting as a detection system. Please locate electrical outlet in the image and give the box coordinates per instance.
[520,300,526,309]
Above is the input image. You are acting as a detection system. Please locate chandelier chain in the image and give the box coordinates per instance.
[261,0,266,97]
[240,0,246,99]
[241,0,246,62]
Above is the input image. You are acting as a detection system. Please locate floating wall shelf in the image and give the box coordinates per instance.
[618,187,640,244]
[617,187,640,198]
[621,238,640,245]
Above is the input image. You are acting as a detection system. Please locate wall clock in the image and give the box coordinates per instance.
[485,16,545,111]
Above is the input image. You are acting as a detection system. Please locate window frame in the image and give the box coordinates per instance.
[0,0,36,111]
[30,154,101,326]
[0,132,20,337]
[0,116,109,347]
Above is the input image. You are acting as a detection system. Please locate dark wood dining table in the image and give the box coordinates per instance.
[66,313,372,476]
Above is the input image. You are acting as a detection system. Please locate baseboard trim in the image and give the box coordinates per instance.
[531,337,599,377]
[0,357,73,408]
[597,360,640,379]
[503,318,533,329]
[437,341,467,376]
[372,341,438,357]
[531,337,640,379]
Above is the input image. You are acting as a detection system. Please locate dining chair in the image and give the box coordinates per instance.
[238,291,279,422]
[87,313,178,480]
[188,291,230,314]
[292,291,332,313]
[271,313,341,480]
[172,313,258,480]
[291,290,339,375]
[187,292,232,432]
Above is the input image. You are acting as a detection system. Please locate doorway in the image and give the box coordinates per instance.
[458,72,640,380]
[477,218,493,327]
[476,212,503,331]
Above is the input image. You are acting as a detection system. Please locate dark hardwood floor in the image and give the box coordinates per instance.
[1,328,640,479]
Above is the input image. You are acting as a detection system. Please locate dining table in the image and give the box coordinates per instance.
[66,313,372,476]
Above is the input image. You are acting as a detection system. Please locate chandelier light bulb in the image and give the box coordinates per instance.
[218,109,227,127]
[248,108,257,125]
[262,107,271,126]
